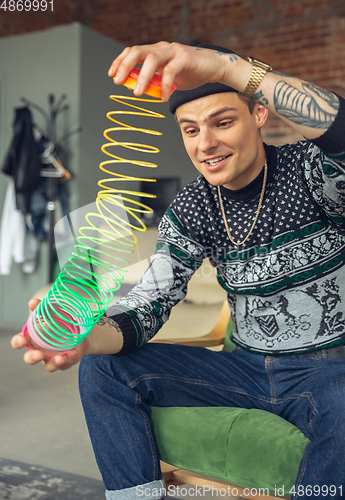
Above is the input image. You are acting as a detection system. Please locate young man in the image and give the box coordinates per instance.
[12,43,345,500]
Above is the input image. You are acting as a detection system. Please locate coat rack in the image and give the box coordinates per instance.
[21,94,81,283]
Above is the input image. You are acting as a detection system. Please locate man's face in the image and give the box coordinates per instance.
[175,92,268,190]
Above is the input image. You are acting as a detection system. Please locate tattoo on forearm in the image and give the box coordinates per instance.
[274,81,339,129]
[97,316,122,332]
[216,51,238,62]
[228,54,238,62]
[196,47,238,63]
[253,89,269,106]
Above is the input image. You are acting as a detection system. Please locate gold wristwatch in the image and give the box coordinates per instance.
[242,57,272,99]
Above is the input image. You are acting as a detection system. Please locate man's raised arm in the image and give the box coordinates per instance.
[109,41,339,140]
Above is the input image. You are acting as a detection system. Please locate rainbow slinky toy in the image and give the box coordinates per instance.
[22,70,176,356]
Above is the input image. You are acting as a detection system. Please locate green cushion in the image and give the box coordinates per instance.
[151,405,309,494]
[151,318,309,493]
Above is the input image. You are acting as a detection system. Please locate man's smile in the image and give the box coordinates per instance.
[204,154,231,166]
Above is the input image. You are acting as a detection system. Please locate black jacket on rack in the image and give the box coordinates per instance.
[2,106,42,214]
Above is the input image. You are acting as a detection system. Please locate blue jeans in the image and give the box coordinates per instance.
[79,343,345,500]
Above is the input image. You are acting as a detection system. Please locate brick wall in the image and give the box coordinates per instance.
[1,0,345,145]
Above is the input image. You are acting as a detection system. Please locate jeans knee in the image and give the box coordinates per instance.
[79,353,99,378]
[79,354,108,401]
[79,353,131,401]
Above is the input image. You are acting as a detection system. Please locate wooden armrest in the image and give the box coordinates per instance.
[152,301,230,347]
[168,468,287,499]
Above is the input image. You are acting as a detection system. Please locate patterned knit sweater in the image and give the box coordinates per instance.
[107,96,345,355]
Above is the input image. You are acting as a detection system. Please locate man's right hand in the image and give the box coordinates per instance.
[108,41,238,101]
[11,298,124,372]
[11,298,89,373]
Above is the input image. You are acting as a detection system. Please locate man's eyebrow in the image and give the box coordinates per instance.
[208,106,239,119]
[177,106,239,125]
[177,117,197,125]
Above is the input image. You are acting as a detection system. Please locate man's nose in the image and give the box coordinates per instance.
[198,129,218,153]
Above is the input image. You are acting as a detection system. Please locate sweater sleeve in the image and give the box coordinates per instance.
[105,206,205,352]
[303,95,345,224]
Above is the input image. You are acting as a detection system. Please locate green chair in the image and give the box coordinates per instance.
[151,302,309,499]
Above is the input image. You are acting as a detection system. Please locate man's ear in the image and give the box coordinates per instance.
[255,104,269,129]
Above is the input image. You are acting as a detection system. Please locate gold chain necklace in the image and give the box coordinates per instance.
[217,160,268,246]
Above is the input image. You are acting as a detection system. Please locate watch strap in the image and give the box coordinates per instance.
[242,58,272,99]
